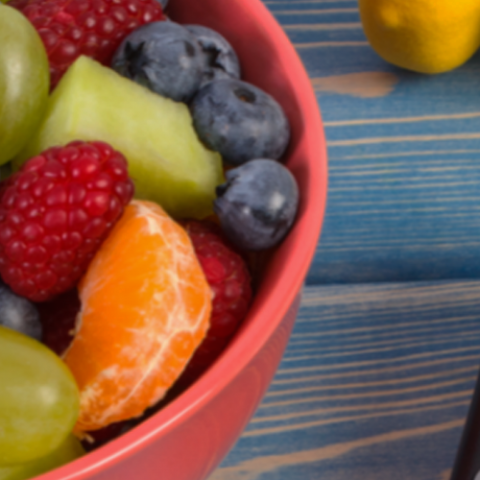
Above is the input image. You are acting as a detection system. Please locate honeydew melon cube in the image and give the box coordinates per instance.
[14,56,224,220]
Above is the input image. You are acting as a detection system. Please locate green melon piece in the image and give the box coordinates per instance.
[14,56,224,219]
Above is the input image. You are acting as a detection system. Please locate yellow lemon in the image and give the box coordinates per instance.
[359,0,480,74]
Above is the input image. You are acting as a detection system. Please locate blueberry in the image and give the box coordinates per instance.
[214,159,299,250]
[111,22,204,103]
[0,281,41,340]
[190,79,290,166]
[156,0,169,8]
[185,25,241,87]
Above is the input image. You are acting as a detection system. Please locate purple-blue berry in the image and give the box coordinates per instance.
[0,281,41,340]
[214,159,299,251]
[111,22,204,103]
[190,79,290,166]
[185,25,241,88]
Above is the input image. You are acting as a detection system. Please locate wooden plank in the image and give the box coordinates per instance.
[264,0,480,284]
[214,281,480,480]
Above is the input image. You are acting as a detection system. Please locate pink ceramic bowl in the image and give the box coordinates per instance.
[40,0,328,479]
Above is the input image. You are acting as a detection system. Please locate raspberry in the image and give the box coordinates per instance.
[0,141,134,302]
[181,219,252,379]
[9,0,165,89]
[37,288,80,355]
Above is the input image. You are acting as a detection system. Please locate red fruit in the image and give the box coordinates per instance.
[181,219,252,380]
[0,141,134,302]
[81,421,132,452]
[37,288,80,355]
[9,0,165,89]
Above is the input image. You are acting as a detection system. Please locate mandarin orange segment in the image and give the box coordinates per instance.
[63,200,212,433]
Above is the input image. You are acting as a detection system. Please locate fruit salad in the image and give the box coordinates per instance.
[0,0,300,478]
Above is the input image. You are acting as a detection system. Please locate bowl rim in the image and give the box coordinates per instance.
[39,0,328,478]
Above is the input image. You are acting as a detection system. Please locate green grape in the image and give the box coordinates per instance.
[0,326,80,466]
[0,436,85,480]
[0,4,49,164]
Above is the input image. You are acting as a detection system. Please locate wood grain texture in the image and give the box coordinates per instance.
[261,0,480,284]
[215,281,480,480]
[211,3,480,480]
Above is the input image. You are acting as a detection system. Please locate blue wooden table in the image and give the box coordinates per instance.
[213,1,480,478]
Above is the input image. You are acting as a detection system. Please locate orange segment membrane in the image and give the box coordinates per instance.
[63,200,212,433]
